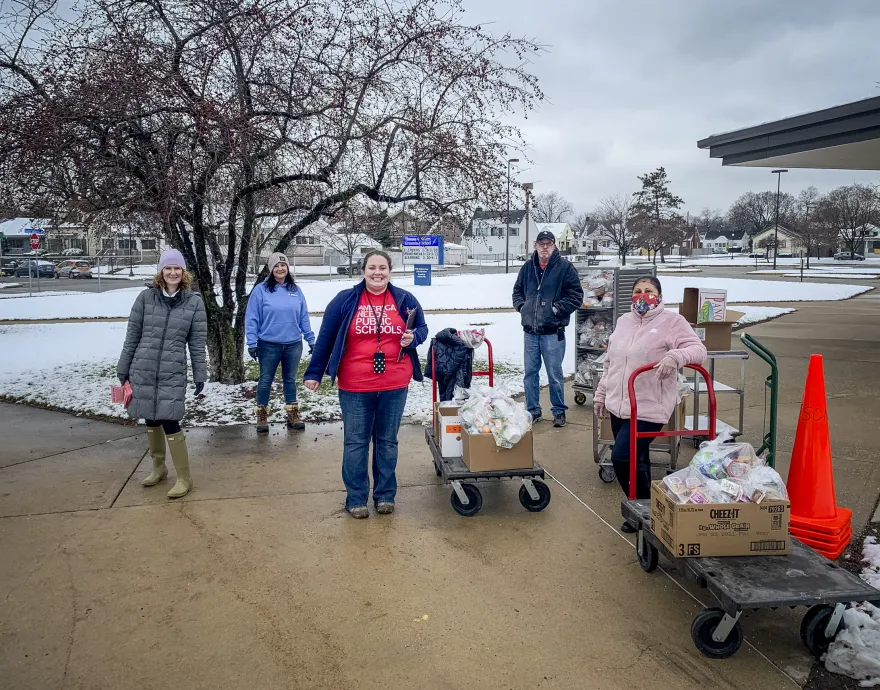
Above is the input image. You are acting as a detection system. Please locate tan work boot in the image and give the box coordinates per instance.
[165,431,193,499]
[256,405,269,433]
[285,403,305,430]
[143,426,169,486]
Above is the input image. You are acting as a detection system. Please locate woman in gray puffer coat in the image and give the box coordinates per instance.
[117,249,207,499]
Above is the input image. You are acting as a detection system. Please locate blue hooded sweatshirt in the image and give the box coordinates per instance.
[245,280,316,348]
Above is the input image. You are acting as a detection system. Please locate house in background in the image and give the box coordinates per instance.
[701,228,748,252]
[575,221,613,254]
[464,208,540,259]
[0,217,51,255]
[751,224,806,256]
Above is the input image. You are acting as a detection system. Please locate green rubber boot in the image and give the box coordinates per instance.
[165,431,193,499]
[142,426,168,487]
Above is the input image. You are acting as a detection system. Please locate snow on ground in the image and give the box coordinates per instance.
[0,283,22,289]
[824,535,880,687]
[0,273,866,321]
[0,306,793,426]
[655,267,703,273]
[782,273,880,280]
[0,289,82,300]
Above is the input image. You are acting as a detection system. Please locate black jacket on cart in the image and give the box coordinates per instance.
[424,329,474,401]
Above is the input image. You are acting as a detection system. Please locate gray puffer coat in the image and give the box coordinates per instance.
[117,288,208,422]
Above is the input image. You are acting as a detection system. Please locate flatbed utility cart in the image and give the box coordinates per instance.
[572,264,656,404]
[425,336,551,516]
[621,363,880,659]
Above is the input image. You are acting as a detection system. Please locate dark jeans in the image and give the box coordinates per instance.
[338,387,409,510]
[145,419,181,434]
[610,414,664,500]
[256,340,303,406]
[523,331,567,416]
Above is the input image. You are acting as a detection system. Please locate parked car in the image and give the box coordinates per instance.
[711,248,727,255]
[14,259,56,278]
[0,258,18,277]
[336,264,360,276]
[834,251,865,261]
[56,260,93,279]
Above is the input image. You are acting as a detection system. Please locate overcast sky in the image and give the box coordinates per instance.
[471,0,880,215]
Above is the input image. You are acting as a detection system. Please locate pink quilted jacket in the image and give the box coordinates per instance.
[594,303,707,424]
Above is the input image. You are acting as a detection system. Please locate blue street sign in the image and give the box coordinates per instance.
[25,228,45,236]
[414,264,432,286]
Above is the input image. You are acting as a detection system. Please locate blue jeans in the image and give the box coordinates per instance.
[523,331,567,416]
[338,387,409,509]
[256,340,303,406]
[610,414,664,500]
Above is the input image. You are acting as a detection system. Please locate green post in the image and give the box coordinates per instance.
[740,333,778,468]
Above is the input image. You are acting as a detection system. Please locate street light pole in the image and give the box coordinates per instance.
[504,157,519,274]
[128,224,134,277]
[771,169,787,270]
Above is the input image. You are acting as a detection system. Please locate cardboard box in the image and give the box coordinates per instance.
[650,481,790,558]
[599,400,685,442]
[461,429,533,472]
[681,287,743,352]
[433,402,463,458]
[694,288,727,323]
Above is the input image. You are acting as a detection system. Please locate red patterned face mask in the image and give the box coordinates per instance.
[632,292,660,315]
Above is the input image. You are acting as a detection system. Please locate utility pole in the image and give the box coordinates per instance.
[771,169,788,270]
[504,157,519,273]
[522,182,534,260]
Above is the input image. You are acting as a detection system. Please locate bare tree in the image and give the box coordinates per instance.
[0,0,544,382]
[818,184,879,256]
[696,208,725,234]
[570,211,591,237]
[593,193,637,264]
[533,191,573,223]
[326,198,384,274]
[788,186,835,268]
[727,191,796,240]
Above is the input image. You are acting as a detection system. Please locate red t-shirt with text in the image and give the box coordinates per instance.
[337,290,412,392]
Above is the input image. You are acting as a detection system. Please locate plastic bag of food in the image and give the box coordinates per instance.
[581,270,615,308]
[661,465,707,503]
[459,328,485,349]
[457,384,532,448]
[578,312,612,348]
[739,465,789,503]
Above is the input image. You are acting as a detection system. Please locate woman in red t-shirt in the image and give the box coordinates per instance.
[304,250,428,518]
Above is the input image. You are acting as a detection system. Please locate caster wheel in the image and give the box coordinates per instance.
[574,392,587,406]
[637,533,659,573]
[518,480,551,512]
[450,484,482,516]
[691,609,744,659]
[598,465,616,483]
[801,605,843,657]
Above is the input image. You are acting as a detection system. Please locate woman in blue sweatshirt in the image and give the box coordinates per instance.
[245,252,316,432]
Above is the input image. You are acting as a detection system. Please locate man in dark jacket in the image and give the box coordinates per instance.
[512,230,584,427]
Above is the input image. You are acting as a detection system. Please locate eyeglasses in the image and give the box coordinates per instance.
[536,241,554,249]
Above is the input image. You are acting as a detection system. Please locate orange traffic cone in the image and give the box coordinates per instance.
[785,354,852,558]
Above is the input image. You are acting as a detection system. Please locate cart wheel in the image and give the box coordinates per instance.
[518,480,551,512]
[574,392,587,405]
[598,465,616,483]
[691,609,744,659]
[450,484,482,516]
[637,533,659,573]
[800,605,844,658]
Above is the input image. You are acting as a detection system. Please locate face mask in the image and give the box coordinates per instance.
[632,293,660,316]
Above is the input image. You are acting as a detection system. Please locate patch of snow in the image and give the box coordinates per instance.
[656,268,703,273]
[823,536,880,686]
[0,283,22,289]
[0,306,794,425]
[782,273,879,280]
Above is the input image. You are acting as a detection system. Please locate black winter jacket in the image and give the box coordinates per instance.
[424,329,474,401]
[512,251,584,335]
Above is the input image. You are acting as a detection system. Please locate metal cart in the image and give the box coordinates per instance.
[573,264,656,404]
[741,333,779,468]
[621,363,880,659]
[425,337,551,516]
[683,350,748,447]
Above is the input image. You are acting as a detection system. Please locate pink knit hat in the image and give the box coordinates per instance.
[158,248,186,272]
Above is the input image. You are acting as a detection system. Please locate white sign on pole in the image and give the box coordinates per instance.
[401,235,443,265]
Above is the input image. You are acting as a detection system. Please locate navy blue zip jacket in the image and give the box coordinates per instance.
[512,250,584,335]
[304,281,429,385]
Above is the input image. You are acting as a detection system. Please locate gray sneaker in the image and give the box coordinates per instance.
[553,412,566,428]
[531,411,542,424]
[347,505,369,519]
[375,502,395,515]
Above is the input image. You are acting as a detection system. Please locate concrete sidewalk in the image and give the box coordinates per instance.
[2,401,805,690]
[2,294,878,689]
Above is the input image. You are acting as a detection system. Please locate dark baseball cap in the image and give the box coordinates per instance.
[535,230,556,244]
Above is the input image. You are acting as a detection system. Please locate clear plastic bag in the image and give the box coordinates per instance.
[457,384,532,448]
[581,270,615,308]
[578,312,612,348]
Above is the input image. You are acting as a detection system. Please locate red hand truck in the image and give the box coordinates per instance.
[625,363,717,501]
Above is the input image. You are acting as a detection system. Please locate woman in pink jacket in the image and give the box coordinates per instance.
[594,276,706,531]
